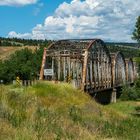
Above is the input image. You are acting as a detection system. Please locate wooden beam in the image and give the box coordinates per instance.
[82,50,88,90]
[39,48,47,80]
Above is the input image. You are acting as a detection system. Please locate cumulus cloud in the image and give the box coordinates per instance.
[8,31,32,39]
[0,0,38,6]
[8,0,140,42]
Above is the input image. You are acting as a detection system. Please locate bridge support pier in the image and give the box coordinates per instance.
[111,88,117,103]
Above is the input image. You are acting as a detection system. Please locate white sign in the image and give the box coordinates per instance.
[44,69,54,76]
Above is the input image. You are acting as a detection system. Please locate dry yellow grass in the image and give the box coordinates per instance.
[0,46,38,60]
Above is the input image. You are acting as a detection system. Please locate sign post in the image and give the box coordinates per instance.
[16,76,21,86]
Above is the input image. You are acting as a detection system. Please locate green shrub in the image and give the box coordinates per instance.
[120,86,139,101]
[120,78,140,101]
[135,78,140,88]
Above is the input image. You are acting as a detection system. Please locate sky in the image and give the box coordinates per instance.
[0,0,140,42]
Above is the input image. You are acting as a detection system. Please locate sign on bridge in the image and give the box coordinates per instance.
[44,69,54,76]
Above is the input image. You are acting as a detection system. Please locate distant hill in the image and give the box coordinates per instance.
[0,46,38,60]
[0,37,51,60]
[0,37,51,47]
[0,37,139,59]
[107,44,140,58]
[0,37,138,47]
[106,42,138,48]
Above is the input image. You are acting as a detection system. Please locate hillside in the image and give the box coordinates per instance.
[0,46,38,60]
[0,37,51,60]
[107,45,140,58]
[0,82,140,140]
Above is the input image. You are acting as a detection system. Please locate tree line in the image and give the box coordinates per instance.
[0,37,52,47]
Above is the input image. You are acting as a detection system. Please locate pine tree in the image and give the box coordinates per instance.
[132,16,140,45]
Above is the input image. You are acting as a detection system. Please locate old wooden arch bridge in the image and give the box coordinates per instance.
[39,39,137,103]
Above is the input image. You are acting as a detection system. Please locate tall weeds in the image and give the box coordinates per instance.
[0,82,140,140]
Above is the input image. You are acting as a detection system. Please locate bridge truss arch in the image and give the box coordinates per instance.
[39,39,137,94]
[83,39,112,91]
[126,58,135,84]
[112,52,126,87]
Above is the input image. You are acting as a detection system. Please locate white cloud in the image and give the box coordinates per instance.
[8,0,140,42]
[8,31,32,39]
[0,0,38,6]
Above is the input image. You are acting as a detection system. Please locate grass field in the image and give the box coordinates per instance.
[0,82,140,140]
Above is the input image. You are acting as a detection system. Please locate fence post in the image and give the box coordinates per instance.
[111,88,117,103]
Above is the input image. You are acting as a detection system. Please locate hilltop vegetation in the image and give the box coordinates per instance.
[0,37,138,48]
[0,82,140,140]
[0,37,51,47]
[0,37,139,58]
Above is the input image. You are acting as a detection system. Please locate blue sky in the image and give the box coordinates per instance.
[0,0,71,36]
[0,0,140,42]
